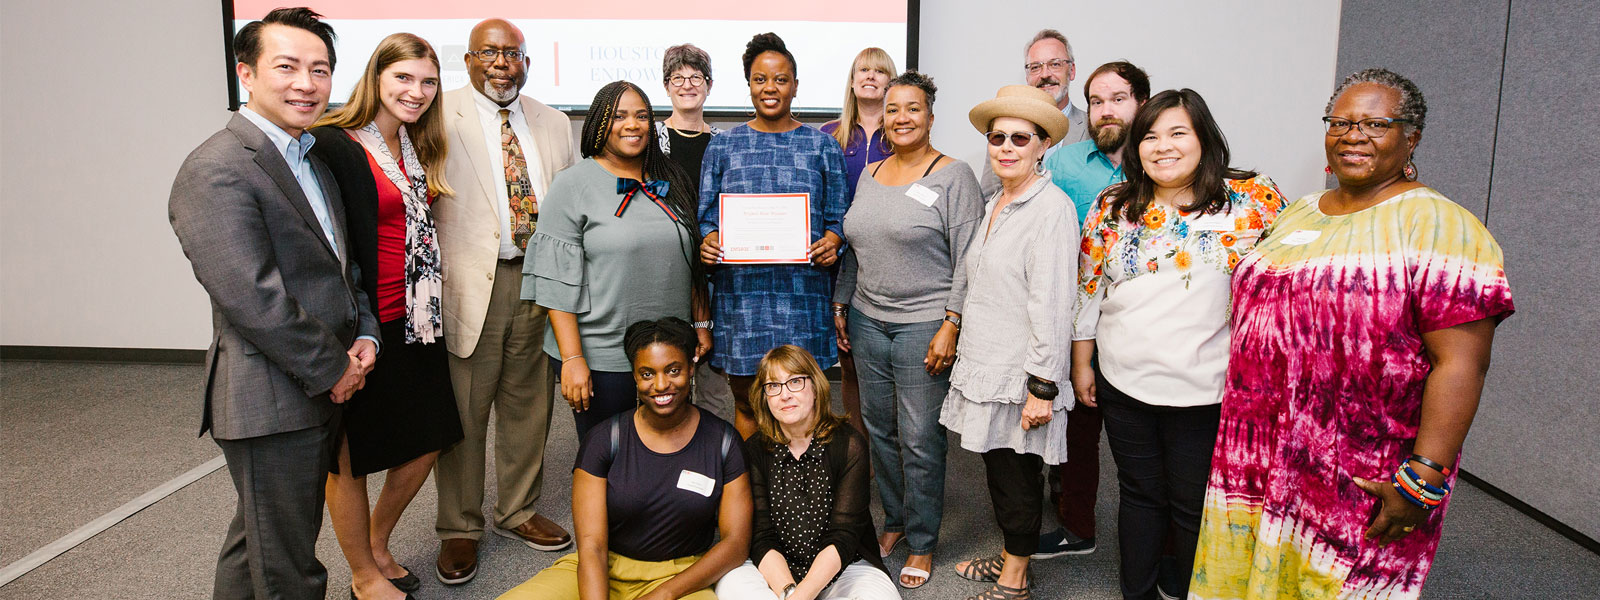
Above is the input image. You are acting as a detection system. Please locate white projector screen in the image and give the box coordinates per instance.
[228,1,914,115]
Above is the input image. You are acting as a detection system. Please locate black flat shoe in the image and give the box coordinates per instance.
[390,569,421,593]
[351,588,418,600]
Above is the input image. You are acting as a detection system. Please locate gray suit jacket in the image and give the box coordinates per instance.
[169,112,378,441]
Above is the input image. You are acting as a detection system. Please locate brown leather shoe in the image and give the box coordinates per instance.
[493,513,573,551]
[435,538,478,585]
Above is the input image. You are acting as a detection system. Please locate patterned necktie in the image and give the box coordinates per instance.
[499,109,536,250]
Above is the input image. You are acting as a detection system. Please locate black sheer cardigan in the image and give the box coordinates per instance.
[744,424,887,576]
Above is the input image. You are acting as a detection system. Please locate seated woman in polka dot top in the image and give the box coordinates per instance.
[715,345,901,600]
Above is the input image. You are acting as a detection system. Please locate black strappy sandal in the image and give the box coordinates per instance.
[966,581,1031,600]
[955,554,1006,582]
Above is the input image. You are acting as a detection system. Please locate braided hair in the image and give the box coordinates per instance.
[581,81,705,287]
[623,317,699,368]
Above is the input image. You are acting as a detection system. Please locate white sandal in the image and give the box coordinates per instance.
[899,566,932,590]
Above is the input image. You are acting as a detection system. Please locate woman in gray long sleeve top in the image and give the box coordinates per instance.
[831,71,982,590]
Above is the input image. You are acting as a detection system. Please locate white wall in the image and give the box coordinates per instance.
[2,0,233,349]
[0,0,1342,350]
[918,0,1342,204]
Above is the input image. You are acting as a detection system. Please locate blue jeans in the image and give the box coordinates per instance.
[847,308,949,554]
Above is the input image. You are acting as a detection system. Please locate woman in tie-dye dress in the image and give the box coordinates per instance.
[1190,69,1514,599]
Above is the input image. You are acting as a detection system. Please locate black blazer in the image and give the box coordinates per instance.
[308,127,385,321]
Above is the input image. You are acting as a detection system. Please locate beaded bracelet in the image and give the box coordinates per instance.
[1392,471,1440,509]
[1392,461,1450,510]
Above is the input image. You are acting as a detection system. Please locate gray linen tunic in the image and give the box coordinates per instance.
[833,159,985,322]
[938,174,1080,464]
[520,158,695,372]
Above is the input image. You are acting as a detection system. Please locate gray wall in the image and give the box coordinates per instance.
[1336,0,1600,540]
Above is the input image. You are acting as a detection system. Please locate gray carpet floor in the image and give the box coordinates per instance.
[1,359,1595,599]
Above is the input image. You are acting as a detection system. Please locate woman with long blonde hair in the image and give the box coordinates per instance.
[822,47,897,200]
[310,32,461,600]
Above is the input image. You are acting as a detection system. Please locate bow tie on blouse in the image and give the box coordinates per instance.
[614,178,677,222]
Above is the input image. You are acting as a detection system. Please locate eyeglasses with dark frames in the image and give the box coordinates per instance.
[762,375,811,396]
[469,48,526,63]
[1024,58,1073,75]
[666,74,708,88]
[986,130,1042,148]
[1322,116,1412,138]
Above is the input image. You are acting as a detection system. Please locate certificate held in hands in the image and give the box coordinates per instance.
[718,193,811,264]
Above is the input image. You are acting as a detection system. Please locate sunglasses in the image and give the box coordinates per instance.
[985,130,1042,148]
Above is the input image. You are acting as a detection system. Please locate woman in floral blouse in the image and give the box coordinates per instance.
[1072,88,1284,600]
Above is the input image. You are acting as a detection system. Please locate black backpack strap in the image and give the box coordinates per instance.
[720,426,733,463]
[609,417,621,462]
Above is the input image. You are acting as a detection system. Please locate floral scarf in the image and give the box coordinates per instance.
[350,122,443,344]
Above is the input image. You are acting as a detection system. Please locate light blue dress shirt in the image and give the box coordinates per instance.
[1044,139,1125,224]
[239,107,339,254]
[239,107,378,351]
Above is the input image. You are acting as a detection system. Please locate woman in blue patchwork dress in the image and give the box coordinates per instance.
[698,32,849,438]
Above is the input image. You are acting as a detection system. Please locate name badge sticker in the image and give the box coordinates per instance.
[677,470,715,497]
[1190,212,1236,231]
[1280,230,1322,246]
[905,184,939,207]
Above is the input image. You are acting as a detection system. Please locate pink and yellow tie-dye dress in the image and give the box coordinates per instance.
[1190,187,1514,600]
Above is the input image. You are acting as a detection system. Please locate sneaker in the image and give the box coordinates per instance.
[1156,553,1184,600]
[1031,527,1096,559]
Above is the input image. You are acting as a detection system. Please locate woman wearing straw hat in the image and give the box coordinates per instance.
[940,85,1079,600]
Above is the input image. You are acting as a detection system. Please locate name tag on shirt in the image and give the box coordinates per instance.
[1280,230,1322,246]
[905,183,939,207]
[677,470,715,497]
[1190,211,1236,231]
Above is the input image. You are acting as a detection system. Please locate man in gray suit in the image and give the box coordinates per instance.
[168,8,378,599]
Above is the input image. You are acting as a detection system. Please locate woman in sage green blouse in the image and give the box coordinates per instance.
[521,81,711,437]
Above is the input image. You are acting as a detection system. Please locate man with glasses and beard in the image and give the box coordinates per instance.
[432,18,576,585]
[1033,61,1151,568]
[979,29,1091,197]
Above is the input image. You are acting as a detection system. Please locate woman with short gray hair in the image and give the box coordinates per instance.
[659,43,723,178]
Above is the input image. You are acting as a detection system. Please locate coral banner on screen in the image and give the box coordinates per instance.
[231,1,909,113]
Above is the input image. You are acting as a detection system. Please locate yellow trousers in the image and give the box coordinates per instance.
[497,551,718,600]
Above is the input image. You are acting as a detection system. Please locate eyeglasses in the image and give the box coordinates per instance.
[667,74,708,88]
[1322,116,1412,138]
[469,48,525,63]
[762,375,811,396]
[1024,58,1073,75]
[985,130,1042,147]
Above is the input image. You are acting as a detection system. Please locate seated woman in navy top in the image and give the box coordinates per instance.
[498,317,752,600]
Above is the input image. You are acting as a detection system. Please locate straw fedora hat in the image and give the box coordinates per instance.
[968,85,1071,143]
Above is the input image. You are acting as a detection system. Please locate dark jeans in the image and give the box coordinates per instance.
[1054,400,1102,539]
[982,448,1045,557]
[551,357,636,440]
[1098,372,1220,600]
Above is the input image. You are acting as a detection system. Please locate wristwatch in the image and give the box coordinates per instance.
[693,320,713,331]
[944,313,962,328]
[781,583,798,599]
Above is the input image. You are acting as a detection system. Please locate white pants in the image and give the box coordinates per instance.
[715,559,900,600]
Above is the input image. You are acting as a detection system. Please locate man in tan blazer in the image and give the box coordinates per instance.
[432,18,575,585]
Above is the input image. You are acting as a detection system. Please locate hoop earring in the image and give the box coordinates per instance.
[1034,159,1047,175]
[1403,159,1419,181]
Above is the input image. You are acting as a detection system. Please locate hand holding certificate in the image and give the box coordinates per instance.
[717,193,812,264]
